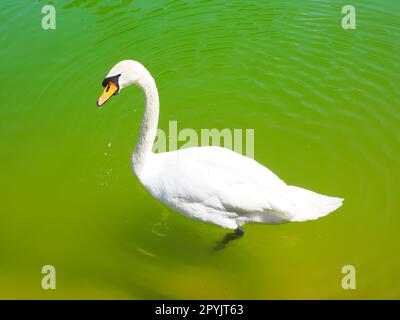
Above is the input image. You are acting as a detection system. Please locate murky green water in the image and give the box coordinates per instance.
[0,0,399,299]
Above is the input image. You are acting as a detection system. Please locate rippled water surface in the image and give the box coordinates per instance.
[0,0,399,298]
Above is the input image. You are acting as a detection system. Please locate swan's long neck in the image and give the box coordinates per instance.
[131,70,159,176]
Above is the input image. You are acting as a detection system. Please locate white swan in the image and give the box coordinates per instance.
[97,60,343,236]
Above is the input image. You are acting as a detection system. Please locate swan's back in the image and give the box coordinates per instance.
[137,146,342,229]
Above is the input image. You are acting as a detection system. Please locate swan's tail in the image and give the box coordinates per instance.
[286,185,343,222]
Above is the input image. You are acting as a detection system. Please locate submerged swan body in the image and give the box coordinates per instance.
[97,60,343,233]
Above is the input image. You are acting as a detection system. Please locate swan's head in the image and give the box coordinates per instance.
[97,60,146,107]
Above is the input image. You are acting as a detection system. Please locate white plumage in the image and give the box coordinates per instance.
[97,60,343,234]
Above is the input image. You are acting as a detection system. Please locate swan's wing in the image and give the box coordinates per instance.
[149,146,292,216]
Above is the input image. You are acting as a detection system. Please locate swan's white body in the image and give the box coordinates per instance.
[99,60,343,231]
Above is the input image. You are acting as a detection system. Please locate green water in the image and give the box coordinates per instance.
[0,0,399,299]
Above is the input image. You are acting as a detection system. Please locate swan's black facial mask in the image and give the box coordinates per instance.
[97,74,121,107]
[102,74,121,88]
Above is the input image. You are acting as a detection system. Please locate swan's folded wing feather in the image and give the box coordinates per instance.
[152,146,292,216]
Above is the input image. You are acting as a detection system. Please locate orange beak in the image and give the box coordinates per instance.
[97,82,118,107]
